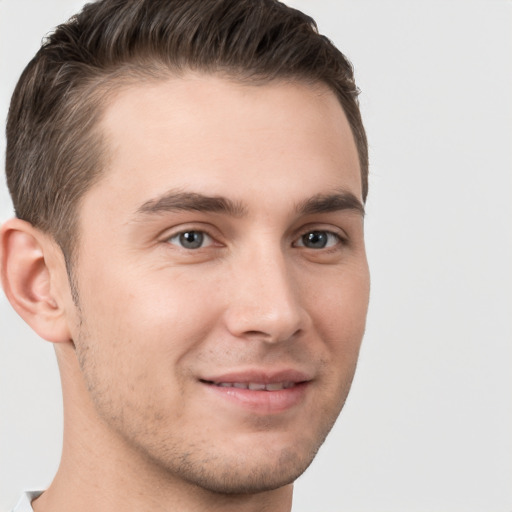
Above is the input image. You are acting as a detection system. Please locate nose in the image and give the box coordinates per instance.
[223,247,311,344]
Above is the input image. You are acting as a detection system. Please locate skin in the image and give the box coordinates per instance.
[1,74,369,512]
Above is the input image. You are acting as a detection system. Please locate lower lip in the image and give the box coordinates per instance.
[201,382,309,414]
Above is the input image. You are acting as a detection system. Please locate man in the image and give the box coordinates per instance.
[1,0,369,510]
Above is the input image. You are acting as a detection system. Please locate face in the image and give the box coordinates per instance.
[69,74,370,494]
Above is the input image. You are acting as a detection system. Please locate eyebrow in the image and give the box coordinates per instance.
[134,188,364,219]
[135,190,247,218]
[296,190,365,217]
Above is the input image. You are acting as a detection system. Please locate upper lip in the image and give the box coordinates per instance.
[199,368,313,385]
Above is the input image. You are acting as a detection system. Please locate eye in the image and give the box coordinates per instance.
[295,230,341,249]
[167,230,213,249]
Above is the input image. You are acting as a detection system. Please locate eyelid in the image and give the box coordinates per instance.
[161,223,224,248]
[293,230,343,249]
[293,222,348,243]
[167,230,214,249]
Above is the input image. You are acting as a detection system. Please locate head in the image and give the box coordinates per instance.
[2,0,370,501]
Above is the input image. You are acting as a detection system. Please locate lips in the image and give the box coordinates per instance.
[199,368,311,388]
[206,381,296,391]
[199,369,312,413]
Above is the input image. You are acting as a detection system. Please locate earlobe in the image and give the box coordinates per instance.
[1,218,72,343]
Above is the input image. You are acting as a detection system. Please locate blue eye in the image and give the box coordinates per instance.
[296,231,340,249]
[168,230,213,249]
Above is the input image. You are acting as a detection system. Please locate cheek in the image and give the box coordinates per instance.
[71,278,207,433]
[306,262,370,343]
[304,262,369,405]
[79,256,220,334]
[73,260,226,393]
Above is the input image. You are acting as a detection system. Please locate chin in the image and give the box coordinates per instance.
[179,447,316,495]
[155,426,328,496]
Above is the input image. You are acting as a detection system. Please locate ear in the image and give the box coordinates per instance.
[1,218,73,343]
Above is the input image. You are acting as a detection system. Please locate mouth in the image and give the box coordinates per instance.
[198,370,312,413]
[200,380,298,391]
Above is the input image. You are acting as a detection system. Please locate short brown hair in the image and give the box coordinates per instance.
[6,0,368,262]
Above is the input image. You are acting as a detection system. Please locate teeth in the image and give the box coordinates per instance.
[213,381,295,391]
[266,382,286,391]
[248,383,266,390]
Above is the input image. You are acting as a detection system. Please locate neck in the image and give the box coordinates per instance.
[33,344,293,512]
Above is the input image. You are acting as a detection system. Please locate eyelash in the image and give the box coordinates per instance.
[165,228,345,251]
[293,230,343,250]
[167,230,216,250]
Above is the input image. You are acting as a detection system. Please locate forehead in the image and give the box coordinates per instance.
[86,73,361,216]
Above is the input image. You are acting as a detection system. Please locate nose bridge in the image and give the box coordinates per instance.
[224,239,308,342]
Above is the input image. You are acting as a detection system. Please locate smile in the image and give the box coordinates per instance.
[198,371,311,414]
[204,380,296,391]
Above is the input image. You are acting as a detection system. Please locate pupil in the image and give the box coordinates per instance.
[180,231,203,249]
[304,231,327,248]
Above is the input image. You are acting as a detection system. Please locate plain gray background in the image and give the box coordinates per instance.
[1,1,511,511]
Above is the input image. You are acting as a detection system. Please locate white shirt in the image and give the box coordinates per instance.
[11,491,42,512]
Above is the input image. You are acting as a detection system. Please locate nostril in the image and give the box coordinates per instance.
[245,330,266,337]
[242,328,302,344]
